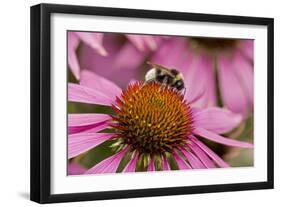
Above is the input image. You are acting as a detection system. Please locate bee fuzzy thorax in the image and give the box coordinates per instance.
[145,63,185,91]
[145,68,158,83]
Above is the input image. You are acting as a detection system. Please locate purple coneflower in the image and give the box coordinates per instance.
[68,70,253,174]
[151,37,253,117]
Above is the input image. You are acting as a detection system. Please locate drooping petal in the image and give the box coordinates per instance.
[147,159,155,171]
[123,152,138,173]
[68,162,86,175]
[128,79,138,85]
[217,55,249,116]
[239,40,254,60]
[68,83,115,106]
[189,142,216,168]
[75,32,107,56]
[190,136,230,168]
[182,54,216,108]
[68,132,114,158]
[80,70,122,98]
[203,58,217,107]
[187,86,206,106]
[181,149,205,169]
[85,147,129,174]
[68,113,111,126]
[68,32,80,80]
[126,35,157,51]
[232,52,254,107]
[69,121,108,135]
[193,107,242,134]
[126,35,145,51]
[194,127,254,148]
[68,113,111,134]
[173,152,191,170]
[162,156,170,171]
[142,36,158,50]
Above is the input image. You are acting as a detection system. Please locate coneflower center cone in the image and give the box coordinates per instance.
[111,82,193,156]
[190,37,238,54]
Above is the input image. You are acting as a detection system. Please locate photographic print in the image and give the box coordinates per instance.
[31,4,273,203]
[67,32,254,175]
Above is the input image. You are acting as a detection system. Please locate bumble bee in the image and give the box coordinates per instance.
[145,62,185,91]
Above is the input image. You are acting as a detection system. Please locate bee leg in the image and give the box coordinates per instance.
[158,76,169,92]
[141,79,155,90]
[162,76,169,85]
[182,87,186,96]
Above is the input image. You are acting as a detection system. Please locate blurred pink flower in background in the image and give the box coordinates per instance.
[68,32,107,80]
[151,37,253,117]
[67,70,253,174]
[68,32,160,88]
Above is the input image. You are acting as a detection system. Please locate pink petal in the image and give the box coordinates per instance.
[113,43,146,71]
[183,55,216,108]
[151,37,189,70]
[202,58,217,107]
[181,149,205,169]
[85,147,129,174]
[68,113,111,126]
[128,79,138,85]
[68,83,116,106]
[68,51,80,80]
[190,136,230,168]
[239,40,254,60]
[68,132,114,158]
[232,52,254,107]
[68,113,111,134]
[147,159,155,171]
[187,86,206,106]
[162,156,170,171]
[127,35,158,51]
[193,107,242,134]
[68,32,80,52]
[123,152,138,173]
[194,127,254,148]
[189,142,216,168]
[126,35,145,51]
[173,152,191,170]
[142,36,157,50]
[69,121,108,135]
[217,55,249,116]
[75,32,107,56]
[80,70,122,99]
[68,32,80,79]
[79,34,143,89]
[68,162,86,175]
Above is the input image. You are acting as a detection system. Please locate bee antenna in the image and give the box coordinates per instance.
[182,87,186,97]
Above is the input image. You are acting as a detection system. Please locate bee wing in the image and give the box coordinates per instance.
[147,61,170,71]
[147,62,176,77]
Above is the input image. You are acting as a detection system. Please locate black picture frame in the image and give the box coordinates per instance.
[30,3,274,204]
